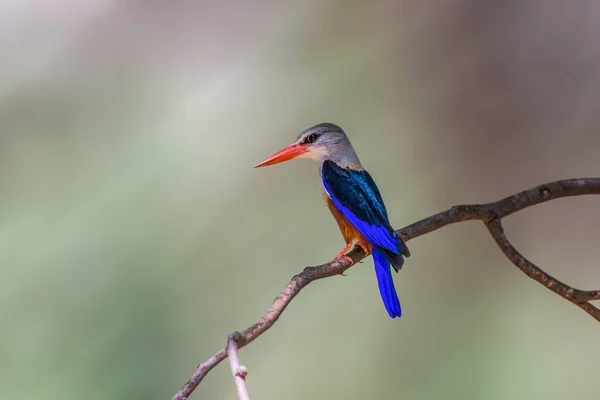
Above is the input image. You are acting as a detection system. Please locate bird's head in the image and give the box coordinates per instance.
[254,123,358,168]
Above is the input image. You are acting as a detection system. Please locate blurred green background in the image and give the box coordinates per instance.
[1,1,599,399]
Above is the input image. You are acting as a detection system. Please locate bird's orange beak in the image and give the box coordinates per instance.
[254,143,309,168]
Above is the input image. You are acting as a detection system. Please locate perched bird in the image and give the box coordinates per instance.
[254,123,410,318]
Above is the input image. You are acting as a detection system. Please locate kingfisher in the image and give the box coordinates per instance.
[254,123,410,318]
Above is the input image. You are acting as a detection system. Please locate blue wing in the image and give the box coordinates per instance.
[321,160,406,258]
[321,160,407,318]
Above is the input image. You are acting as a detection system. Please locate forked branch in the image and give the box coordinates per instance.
[172,178,600,400]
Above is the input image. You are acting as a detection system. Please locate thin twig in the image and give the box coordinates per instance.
[171,177,600,400]
[227,333,250,400]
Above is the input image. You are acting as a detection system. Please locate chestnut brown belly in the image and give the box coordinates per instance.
[324,193,371,249]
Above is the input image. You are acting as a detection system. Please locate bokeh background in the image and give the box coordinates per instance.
[1,1,599,399]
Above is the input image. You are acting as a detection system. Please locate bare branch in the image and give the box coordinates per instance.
[171,178,600,400]
[485,218,600,317]
[227,333,251,400]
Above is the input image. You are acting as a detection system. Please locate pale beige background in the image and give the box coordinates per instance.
[1,1,599,399]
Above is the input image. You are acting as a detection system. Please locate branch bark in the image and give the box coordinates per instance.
[172,178,600,400]
[227,333,250,400]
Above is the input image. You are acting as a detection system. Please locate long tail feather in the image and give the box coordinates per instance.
[372,247,402,318]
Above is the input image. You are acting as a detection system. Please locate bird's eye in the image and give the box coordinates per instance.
[306,133,319,143]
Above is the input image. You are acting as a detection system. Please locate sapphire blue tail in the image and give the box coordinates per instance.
[373,247,402,318]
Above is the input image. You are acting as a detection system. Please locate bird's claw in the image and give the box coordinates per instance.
[335,243,353,259]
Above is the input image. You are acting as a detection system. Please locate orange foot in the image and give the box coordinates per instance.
[355,241,371,256]
[334,243,354,273]
[335,242,353,259]
[334,241,372,260]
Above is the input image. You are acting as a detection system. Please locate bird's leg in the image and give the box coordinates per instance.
[334,242,354,274]
[335,243,354,265]
[335,242,353,259]
[334,240,372,265]
[355,240,371,256]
